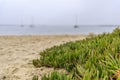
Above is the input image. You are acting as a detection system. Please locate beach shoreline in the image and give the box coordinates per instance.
[0,35,86,80]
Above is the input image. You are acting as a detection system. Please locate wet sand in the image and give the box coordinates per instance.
[0,35,86,80]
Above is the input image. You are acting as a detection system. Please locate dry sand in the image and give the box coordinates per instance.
[0,35,86,80]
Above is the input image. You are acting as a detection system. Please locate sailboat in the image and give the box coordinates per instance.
[29,24,34,28]
[74,25,79,28]
[29,17,34,28]
[20,20,24,27]
[74,16,79,28]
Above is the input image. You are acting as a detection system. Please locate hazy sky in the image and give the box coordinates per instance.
[0,0,120,25]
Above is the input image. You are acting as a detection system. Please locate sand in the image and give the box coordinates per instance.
[0,35,86,80]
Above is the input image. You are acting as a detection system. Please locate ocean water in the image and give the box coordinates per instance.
[0,25,118,35]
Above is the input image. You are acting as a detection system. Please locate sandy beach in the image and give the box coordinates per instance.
[0,35,86,80]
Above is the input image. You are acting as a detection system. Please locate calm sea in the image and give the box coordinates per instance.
[0,25,118,35]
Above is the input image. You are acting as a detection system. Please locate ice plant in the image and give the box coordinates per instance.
[32,27,120,80]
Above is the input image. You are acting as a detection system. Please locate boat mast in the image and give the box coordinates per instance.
[74,15,79,28]
[20,19,24,27]
[76,15,78,25]
[30,17,34,27]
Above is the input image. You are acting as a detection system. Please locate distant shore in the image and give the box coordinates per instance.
[0,35,86,80]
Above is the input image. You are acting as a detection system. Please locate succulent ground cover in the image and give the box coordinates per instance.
[33,27,120,80]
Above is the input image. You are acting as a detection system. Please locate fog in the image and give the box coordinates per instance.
[0,0,120,25]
